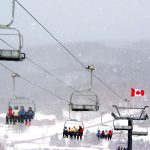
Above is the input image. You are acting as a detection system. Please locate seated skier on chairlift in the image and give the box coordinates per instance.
[63,125,83,140]
[97,129,113,140]
[96,129,101,140]
[108,130,113,140]
[24,107,34,126]
[6,106,14,124]
[64,126,78,139]
[100,130,105,139]
[71,126,78,139]
[77,125,84,140]
[67,127,72,139]
[18,106,25,123]
[104,130,108,139]
[27,107,34,125]
[24,111,29,125]
[13,106,19,124]
[63,126,68,138]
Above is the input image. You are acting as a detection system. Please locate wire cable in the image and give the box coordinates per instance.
[26,57,76,91]
[0,62,69,103]
[0,38,97,103]
[26,57,97,103]
[15,0,124,101]
[93,74,124,101]
[15,0,87,70]
[0,38,15,49]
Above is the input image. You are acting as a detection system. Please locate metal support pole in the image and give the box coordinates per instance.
[12,74,16,98]
[87,65,95,90]
[11,73,19,98]
[69,103,71,120]
[128,119,133,150]
[90,70,93,90]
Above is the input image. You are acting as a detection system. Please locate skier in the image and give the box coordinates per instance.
[6,106,14,124]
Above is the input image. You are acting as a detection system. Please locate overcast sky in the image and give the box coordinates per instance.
[1,0,150,46]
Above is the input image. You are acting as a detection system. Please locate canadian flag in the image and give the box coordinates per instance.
[131,88,145,97]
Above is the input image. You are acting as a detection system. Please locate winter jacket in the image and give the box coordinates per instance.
[7,108,14,116]
[14,109,19,116]
[28,110,34,119]
[19,109,25,116]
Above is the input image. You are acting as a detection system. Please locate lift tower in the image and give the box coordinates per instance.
[112,104,149,150]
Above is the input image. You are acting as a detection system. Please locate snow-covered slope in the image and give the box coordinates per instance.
[0,112,149,150]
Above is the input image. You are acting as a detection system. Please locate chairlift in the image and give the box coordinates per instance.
[63,119,84,139]
[63,102,84,139]
[70,65,99,111]
[132,125,148,136]
[98,112,113,131]
[113,119,132,131]
[0,27,25,61]
[8,96,36,118]
[96,113,113,140]
[8,73,35,116]
[0,0,15,28]
[70,89,99,111]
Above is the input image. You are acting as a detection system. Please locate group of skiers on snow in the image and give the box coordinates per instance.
[96,129,113,140]
[63,125,84,140]
[6,106,34,125]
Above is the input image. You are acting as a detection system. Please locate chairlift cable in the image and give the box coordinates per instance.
[0,38,96,103]
[0,36,122,108]
[15,0,86,70]
[19,76,68,103]
[0,38,15,49]
[15,0,124,101]
[0,63,68,103]
[26,57,97,103]
[93,73,124,101]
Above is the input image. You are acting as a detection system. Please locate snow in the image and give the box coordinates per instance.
[34,113,56,120]
[0,112,149,150]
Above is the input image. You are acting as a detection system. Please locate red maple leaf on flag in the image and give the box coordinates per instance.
[131,88,144,97]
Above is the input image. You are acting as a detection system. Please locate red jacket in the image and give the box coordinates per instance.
[108,130,113,136]
[79,127,84,133]
[7,108,14,116]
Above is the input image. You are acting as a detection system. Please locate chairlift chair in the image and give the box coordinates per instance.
[64,119,84,129]
[96,112,113,140]
[113,119,132,131]
[132,125,148,136]
[0,27,25,61]
[63,119,84,139]
[70,89,99,111]
[0,0,15,28]
[98,112,113,132]
[8,96,36,118]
